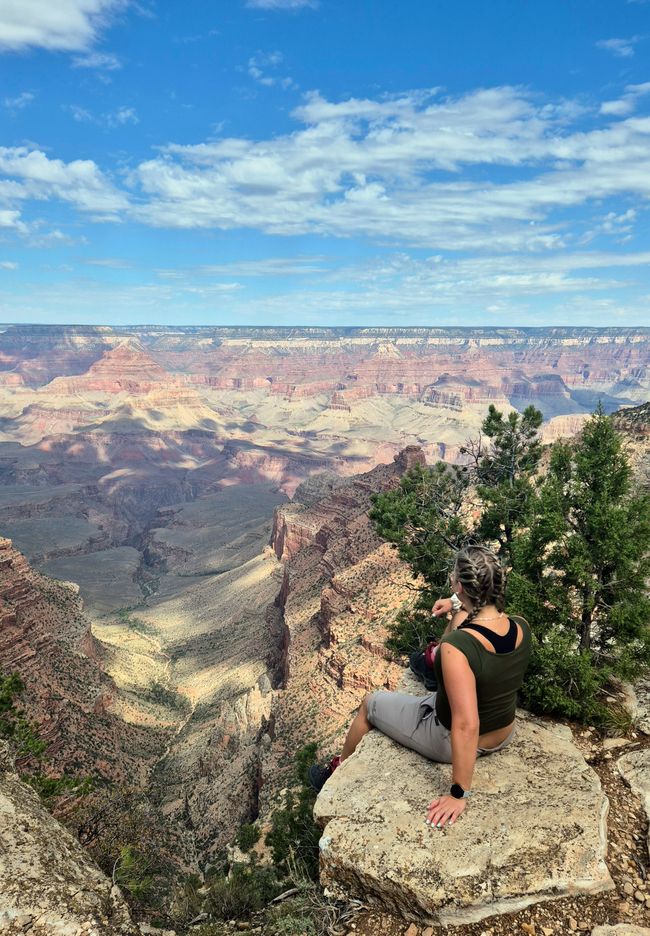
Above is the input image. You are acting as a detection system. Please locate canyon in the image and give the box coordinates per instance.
[0,325,648,882]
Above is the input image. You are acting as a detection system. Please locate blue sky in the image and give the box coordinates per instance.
[1,0,650,326]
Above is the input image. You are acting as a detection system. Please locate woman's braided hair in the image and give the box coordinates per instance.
[453,545,506,627]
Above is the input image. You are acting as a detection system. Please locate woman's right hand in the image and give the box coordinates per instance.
[432,597,453,617]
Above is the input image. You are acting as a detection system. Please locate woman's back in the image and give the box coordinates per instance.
[433,615,531,734]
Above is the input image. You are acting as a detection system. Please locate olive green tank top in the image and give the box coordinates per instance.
[433,615,532,734]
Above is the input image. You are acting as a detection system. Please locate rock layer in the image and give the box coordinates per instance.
[314,685,614,927]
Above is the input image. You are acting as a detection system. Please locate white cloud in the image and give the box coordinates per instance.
[4,249,650,326]
[600,81,650,117]
[596,36,642,57]
[64,103,139,127]
[247,51,297,89]
[125,85,650,251]
[196,257,327,276]
[246,0,317,9]
[27,228,81,247]
[0,260,18,269]
[0,146,128,218]
[0,0,127,53]
[67,104,93,122]
[108,105,139,126]
[4,83,650,269]
[84,257,133,267]
[72,50,121,69]
[3,91,34,109]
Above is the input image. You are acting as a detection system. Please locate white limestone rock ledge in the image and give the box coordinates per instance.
[0,741,139,935]
[591,927,650,935]
[617,749,650,860]
[313,706,614,927]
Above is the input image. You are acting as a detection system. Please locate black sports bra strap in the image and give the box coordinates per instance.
[459,616,518,653]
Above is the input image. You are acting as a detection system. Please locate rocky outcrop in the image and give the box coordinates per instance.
[313,678,614,927]
[44,344,183,395]
[617,750,650,860]
[259,448,428,810]
[0,536,167,784]
[0,741,139,935]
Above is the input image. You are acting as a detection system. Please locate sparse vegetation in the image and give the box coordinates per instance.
[0,670,93,801]
[116,608,156,635]
[67,779,179,914]
[144,679,192,713]
[265,742,321,879]
[203,858,284,920]
[236,821,261,852]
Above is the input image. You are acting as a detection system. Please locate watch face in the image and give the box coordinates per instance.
[450,783,465,799]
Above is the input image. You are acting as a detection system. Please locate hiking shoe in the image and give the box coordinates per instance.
[409,641,438,691]
[308,755,341,793]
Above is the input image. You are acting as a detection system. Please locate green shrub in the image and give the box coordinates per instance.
[114,844,156,902]
[519,630,610,723]
[0,672,46,760]
[383,601,444,657]
[236,822,261,853]
[265,743,321,880]
[265,896,317,936]
[204,862,283,920]
[144,680,191,712]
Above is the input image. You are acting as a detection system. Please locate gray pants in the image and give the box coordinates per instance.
[367,690,515,763]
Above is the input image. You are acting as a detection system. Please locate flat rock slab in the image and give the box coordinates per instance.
[617,749,650,859]
[591,926,650,935]
[314,713,613,926]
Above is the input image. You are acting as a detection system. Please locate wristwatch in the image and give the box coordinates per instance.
[450,783,472,799]
[450,593,463,614]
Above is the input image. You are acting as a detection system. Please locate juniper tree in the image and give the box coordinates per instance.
[462,404,543,561]
[368,407,544,653]
[368,460,471,651]
[512,404,650,721]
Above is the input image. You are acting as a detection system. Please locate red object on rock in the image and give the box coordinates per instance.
[424,640,438,669]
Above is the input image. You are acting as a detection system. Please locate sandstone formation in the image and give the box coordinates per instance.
[612,402,650,491]
[617,750,650,860]
[0,741,139,935]
[0,326,646,628]
[259,447,433,808]
[0,536,166,784]
[313,678,614,927]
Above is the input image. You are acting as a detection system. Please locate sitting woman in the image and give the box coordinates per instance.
[309,545,532,830]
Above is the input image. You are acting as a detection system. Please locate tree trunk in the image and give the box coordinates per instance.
[579,599,592,651]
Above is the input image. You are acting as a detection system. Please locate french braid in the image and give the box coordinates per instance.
[453,545,506,627]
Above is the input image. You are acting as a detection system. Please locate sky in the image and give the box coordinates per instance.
[1,0,650,327]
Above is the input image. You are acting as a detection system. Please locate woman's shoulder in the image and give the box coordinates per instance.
[508,613,533,642]
[440,628,484,653]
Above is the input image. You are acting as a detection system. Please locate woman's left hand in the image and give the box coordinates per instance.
[425,794,467,828]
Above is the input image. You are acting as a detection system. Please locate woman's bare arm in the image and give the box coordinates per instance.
[440,642,479,790]
[424,641,478,828]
